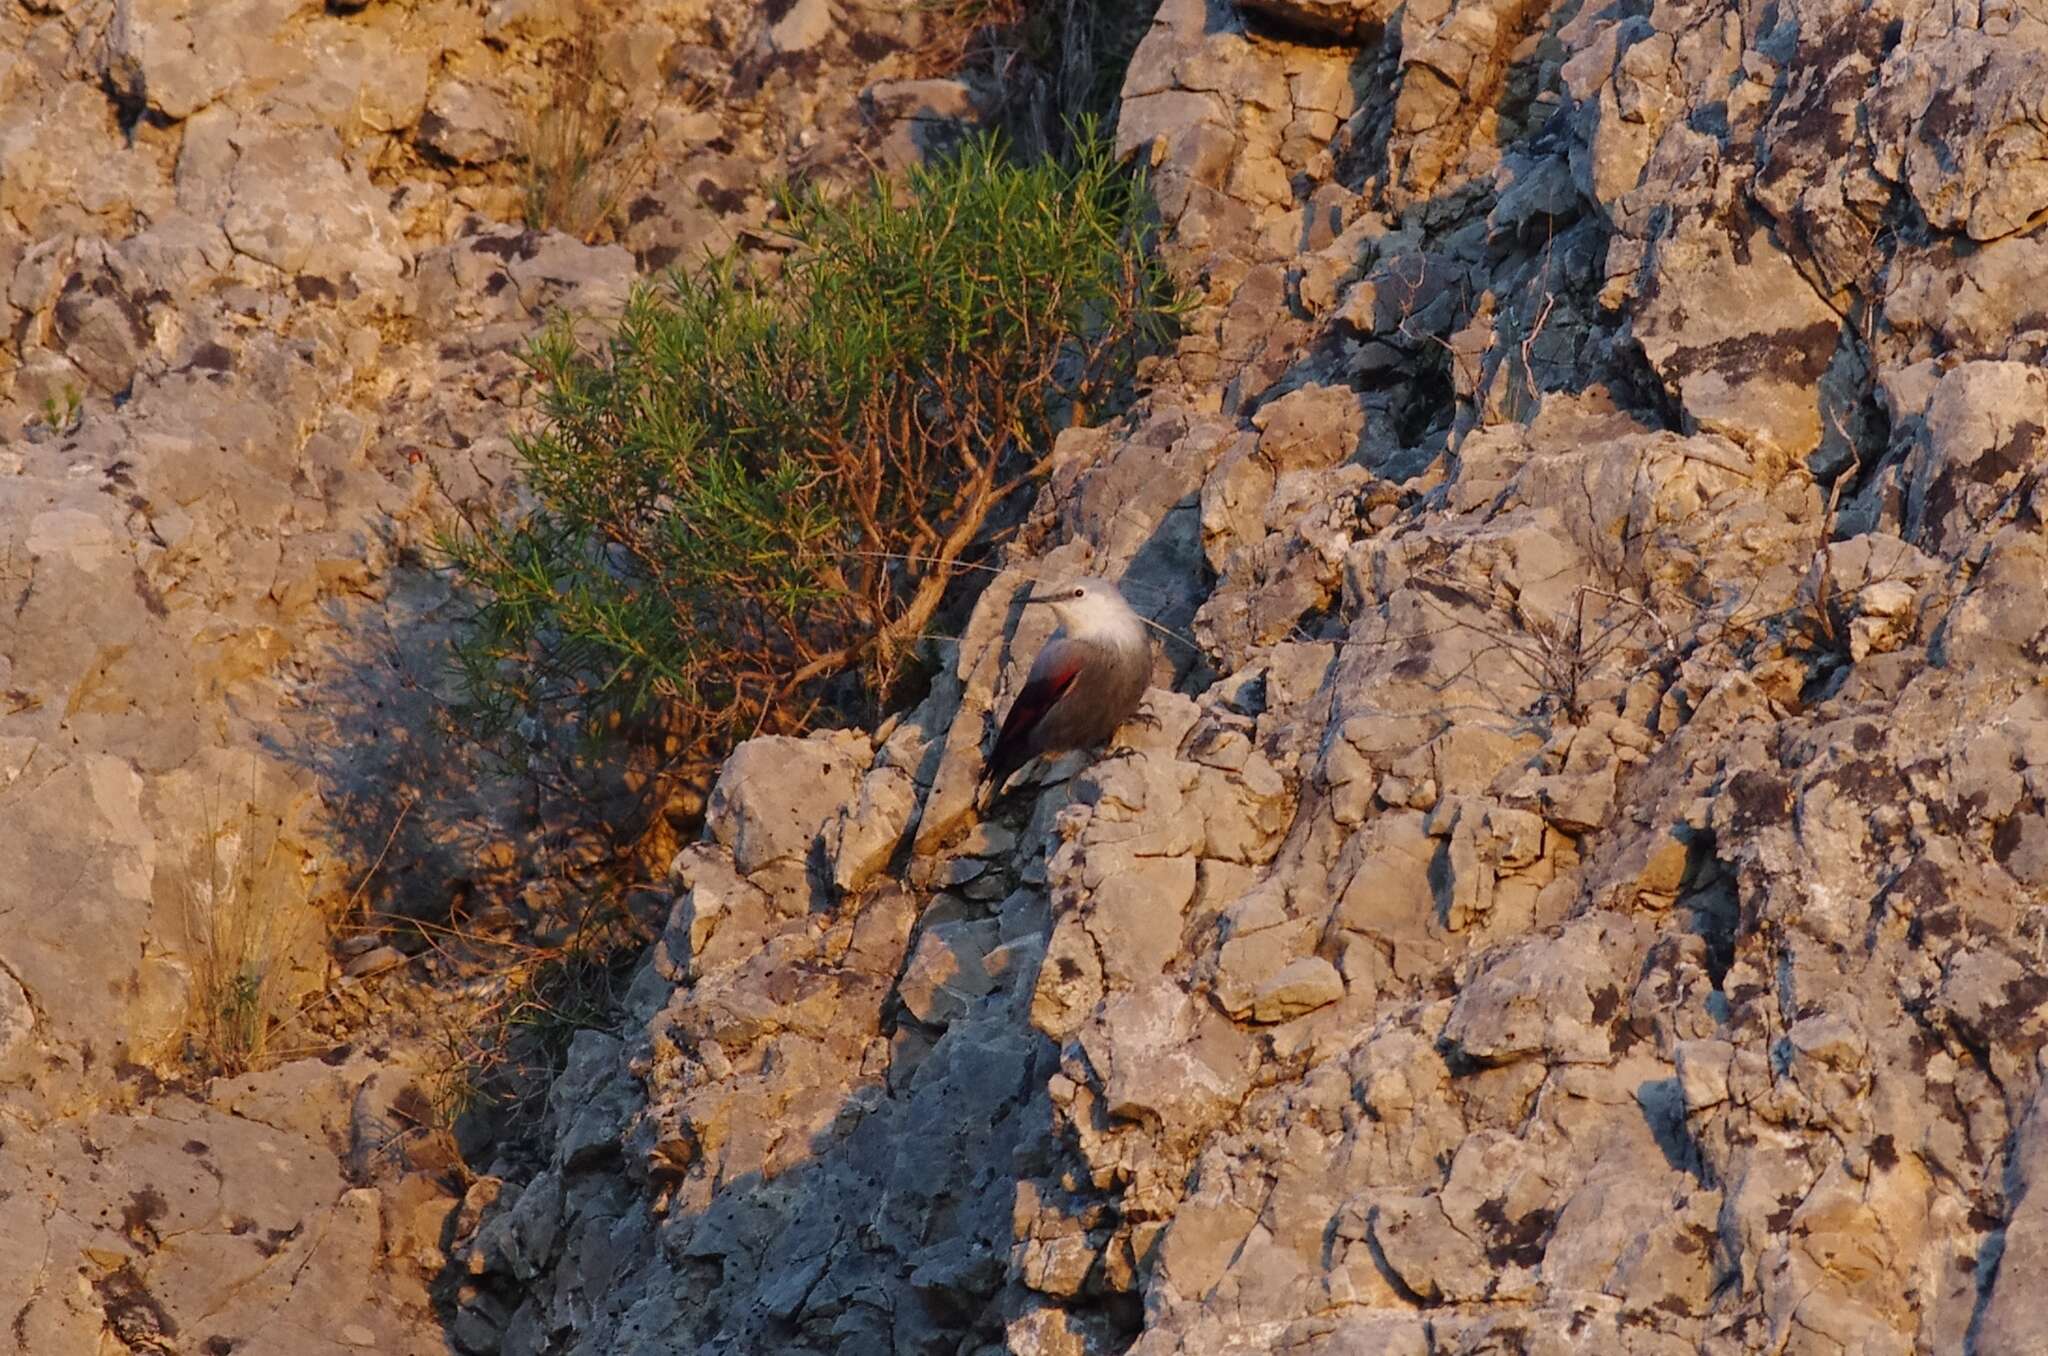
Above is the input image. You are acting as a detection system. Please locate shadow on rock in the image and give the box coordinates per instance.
[440,875,1127,1355]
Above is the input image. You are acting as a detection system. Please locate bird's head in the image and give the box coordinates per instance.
[1026,576,1139,639]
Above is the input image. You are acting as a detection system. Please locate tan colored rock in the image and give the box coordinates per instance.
[108,0,299,120]
[220,124,413,299]
[1442,912,1640,1065]
[897,919,998,1025]
[419,79,518,165]
[822,765,917,894]
[1872,35,2048,242]
[1628,219,1842,461]
[1903,361,2048,555]
[1369,1193,1489,1302]
[704,733,867,875]
[1082,850,1197,986]
[768,0,836,52]
[1249,955,1343,1022]
[19,0,2048,1346]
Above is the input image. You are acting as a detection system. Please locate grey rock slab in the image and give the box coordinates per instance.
[7,1103,436,1352]
[115,212,235,300]
[1215,911,1319,1018]
[0,753,184,1072]
[0,963,33,1065]
[1901,360,2048,556]
[862,77,978,124]
[219,124,412,300]
[703,732,867,875]
[1872,34,2048,242]
[1627,217,1842,461]
[1252,382,1366,472]
[1249,954,1344,1021]
[51,255,152,392]
[897,919,999,1025]
[420,78,519,165]
[1081,978,1255,1146]
[1078,850,1198,987]
[505,233,638,319]
[768,0,836,52]
[1441,911,1642,1065]
[1884,231,2048,362]
[823,766,918,894]
[1979,1078,2048,1353]
[210,1048,389,1145]
[861,77,981,171]
[1369,1192,1491,1302]
[1154,1186,1261,1302]
[108,0,316,120]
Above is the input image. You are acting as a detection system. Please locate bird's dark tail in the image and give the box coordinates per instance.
[977,744,1025,809]
[975,761,1004,809]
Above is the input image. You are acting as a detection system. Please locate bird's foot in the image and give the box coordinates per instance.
[1123,706,1167,733]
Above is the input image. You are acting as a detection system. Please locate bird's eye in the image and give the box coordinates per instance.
[1070,588,1084,599]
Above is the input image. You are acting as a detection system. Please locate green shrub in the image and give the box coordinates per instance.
[439,125,1178,771]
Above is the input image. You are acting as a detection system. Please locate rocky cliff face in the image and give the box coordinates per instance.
[5,0,2047,1352]
[459,0,2048,1353]
[0,0,981,1349]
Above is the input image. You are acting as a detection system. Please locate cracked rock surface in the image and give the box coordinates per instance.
[0,0,989,1348]
[462,0,2048,1352]
[6,0,2048,1350]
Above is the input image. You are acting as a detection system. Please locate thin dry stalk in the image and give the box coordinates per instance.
[521,8,652,242]
[181,777,299,1076]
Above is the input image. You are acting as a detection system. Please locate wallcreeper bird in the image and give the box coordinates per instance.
[980,577,1151,803]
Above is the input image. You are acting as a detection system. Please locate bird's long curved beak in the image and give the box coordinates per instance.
[1024,591,1059,605]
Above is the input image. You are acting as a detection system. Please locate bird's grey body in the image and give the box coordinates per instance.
[1017,633,1150,755]
[981,577,1151,800]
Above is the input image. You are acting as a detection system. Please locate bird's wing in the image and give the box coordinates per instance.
[984,637,1087,789]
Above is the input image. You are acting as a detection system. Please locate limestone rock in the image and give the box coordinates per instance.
[1902,361,2048,555]
[51,251,152,392]
[1370,1192,1493,1302]
[1979,1079,2048,1352]
[17,0,2048,1350]
[703,733,867,875]
[1249,955,1343,1021]
[822,765,918,894]
[1442,913,1641,1065]
[862,78,981,171]
[1872,35,2048,242]
[768,0,836,53]
[108,0,303,120]
[219,125,412,301]
[898,919,999,1025]
[0,964,34,1066]
[420,80,518,165]
[460,0,2048,1346]
[1627,218,1842,460]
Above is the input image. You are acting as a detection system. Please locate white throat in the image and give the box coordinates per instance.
[1053,591,1146,648]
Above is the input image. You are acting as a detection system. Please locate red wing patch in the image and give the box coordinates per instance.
[985,650,1083,791]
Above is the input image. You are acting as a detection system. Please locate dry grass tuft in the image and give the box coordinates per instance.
[179,784,302,1076]
[415,897,648,1130]
[520,5,650,242]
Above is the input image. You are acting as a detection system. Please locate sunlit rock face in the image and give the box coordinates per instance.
[8,0,2048,1350]
[472,0,2048,1349]
[0,0,987,1348]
